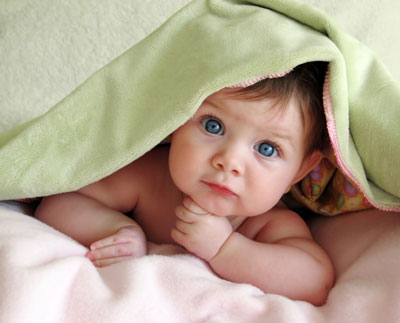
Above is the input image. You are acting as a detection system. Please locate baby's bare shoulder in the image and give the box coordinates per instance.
[264,208,312,241]
[240,207,311,243]
[133,145,170,172]
[79,146,171,212]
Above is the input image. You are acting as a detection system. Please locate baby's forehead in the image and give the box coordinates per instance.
[208,88,306,118]
[231,87,314,127]
[204,89,309,132]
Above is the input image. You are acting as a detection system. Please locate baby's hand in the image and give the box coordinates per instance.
[86,225,147,267]
[171,197,233,261]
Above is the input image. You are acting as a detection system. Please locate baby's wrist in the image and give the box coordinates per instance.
[114,222,143,234]
[208,231,234,262]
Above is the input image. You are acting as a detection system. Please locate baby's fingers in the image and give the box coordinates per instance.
[170,227,186,246]
[174,219,193,235]
[183,196,208,215]
[89,235,124,251]
[89,225,144,251]
[175,205,201,223]
[86,242,146,265]
[87,254,135,268]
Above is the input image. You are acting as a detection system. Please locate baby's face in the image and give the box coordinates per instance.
[169,88,312,216]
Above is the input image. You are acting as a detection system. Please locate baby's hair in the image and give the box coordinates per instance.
[228,61,329,156]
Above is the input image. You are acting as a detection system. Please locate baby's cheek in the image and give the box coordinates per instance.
[246,187,279,215]
[171,169,193,194]
[169,154,197,188]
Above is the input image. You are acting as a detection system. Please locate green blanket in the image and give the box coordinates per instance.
[1,0,399,212]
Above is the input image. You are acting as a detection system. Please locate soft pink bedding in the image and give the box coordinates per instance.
[1,203,399,322]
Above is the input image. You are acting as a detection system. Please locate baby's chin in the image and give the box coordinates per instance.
[191,195,241,217]
[192,195,271,217]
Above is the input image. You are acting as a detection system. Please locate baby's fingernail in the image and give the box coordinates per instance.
[86,252,95,261]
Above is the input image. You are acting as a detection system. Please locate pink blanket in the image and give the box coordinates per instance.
[1,203,399,322]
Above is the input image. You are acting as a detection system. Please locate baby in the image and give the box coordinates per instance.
[35,62,334,305]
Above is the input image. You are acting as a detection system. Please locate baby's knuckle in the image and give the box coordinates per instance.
[186,234,197,245]
[114,246,125,256]
[93,249,103,259]
[176,220,186,232]
[118,227,133,236]
[171,229,182,244]
[93,259,104,267]
[125,233,137,243]
[181,209,191,219]
[93,241,103,249]
[175,206,184,215]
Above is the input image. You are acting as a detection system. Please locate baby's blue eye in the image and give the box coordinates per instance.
[255,142,278,157]
[202,118,224,135]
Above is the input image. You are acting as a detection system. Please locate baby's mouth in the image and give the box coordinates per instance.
[202,181,237,198]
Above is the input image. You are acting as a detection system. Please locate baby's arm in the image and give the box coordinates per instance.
[172,197,233,260]
[35,163,147,267]
[172,199,334,306]
[208,208,335,306]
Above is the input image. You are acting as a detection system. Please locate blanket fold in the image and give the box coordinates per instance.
[0,0,399,212]
[2,205,400,322]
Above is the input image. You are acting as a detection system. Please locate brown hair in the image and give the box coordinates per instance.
[228,61,329,156]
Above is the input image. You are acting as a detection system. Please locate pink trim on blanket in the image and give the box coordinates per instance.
[322,70,399,212]
[228,69,293,88]
[229,67,399,212]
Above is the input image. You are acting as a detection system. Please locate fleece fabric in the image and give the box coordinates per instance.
[0,0,399,212]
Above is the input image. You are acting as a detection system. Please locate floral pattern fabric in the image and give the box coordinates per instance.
[291,149,372,216]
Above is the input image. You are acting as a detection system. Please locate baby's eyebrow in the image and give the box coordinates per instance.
[202,98,220,110]
[264,130,295,148]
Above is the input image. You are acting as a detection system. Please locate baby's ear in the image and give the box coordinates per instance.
[291,150,324,185]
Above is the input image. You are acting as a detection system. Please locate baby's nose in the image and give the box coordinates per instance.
[211,147,244,176]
